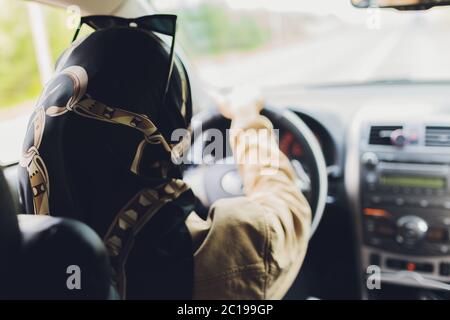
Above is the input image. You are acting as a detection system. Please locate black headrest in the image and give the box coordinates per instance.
[0,166,113,299]
[0,167,21,287]
[5,215,112,299]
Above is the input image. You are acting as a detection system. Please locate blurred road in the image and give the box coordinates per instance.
[197,16,450,87]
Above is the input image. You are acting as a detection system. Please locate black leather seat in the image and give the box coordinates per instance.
[0,169,113,299]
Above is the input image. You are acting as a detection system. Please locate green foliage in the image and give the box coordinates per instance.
[177,4,271,57]
[0,0,41,109]
[0,0,73,110]
[45,6,74,63]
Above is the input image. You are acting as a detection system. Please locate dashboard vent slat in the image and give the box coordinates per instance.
[369,126,402,145]
[426,126,450,147]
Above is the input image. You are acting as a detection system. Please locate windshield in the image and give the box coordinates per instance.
[151,0,450,87]
[1,0,450,165]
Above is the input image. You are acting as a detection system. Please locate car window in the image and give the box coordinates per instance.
[0,0,76,165]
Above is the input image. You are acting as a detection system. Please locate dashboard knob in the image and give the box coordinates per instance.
[396,216,428,247]
[361,152,378,169]
[390,129,407,147]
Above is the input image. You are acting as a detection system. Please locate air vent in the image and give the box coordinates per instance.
[369,126,402,145]
[425,126,450,147]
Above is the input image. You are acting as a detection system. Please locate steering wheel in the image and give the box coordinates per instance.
[182,107,327,238]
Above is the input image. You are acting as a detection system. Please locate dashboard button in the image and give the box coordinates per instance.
[390,129,407,147]
[366,172,377,184]
[362,152,378,169]
[369,238,382,246]
[365,220,376,232]
[419,200,429,208]
[386,258,406,270]
[396,216,429,247]
[415,263,433,273]
[440,263,450,277]
[440,245,450,254]
[370,196,381,205]
[426,227,449,243]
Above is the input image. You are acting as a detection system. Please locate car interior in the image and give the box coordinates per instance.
[2,0,450,300]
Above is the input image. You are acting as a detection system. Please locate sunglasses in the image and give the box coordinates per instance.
[72,14,177,103]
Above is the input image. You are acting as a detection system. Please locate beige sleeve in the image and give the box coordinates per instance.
[185,115,311,300]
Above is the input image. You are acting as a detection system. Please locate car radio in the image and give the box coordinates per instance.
[357,145,450,286]
[346,108,450,294]
[361,155,450,256]
[352,119,450,287]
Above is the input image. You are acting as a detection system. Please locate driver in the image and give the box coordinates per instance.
[17,25,311,299]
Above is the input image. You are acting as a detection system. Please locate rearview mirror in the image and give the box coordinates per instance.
[351,0,450,10]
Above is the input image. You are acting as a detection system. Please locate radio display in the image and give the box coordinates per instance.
[380,175,446,189]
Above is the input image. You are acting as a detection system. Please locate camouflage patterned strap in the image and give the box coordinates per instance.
[73,98,172,151]
[103,179,190,298]
[19,107,50,215]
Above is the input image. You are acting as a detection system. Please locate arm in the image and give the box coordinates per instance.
[185,87,311,299]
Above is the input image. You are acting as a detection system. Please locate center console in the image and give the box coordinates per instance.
[346,106,450,298]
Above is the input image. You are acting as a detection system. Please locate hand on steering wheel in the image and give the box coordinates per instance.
[183,102,328,238]
[210,85,264,121]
